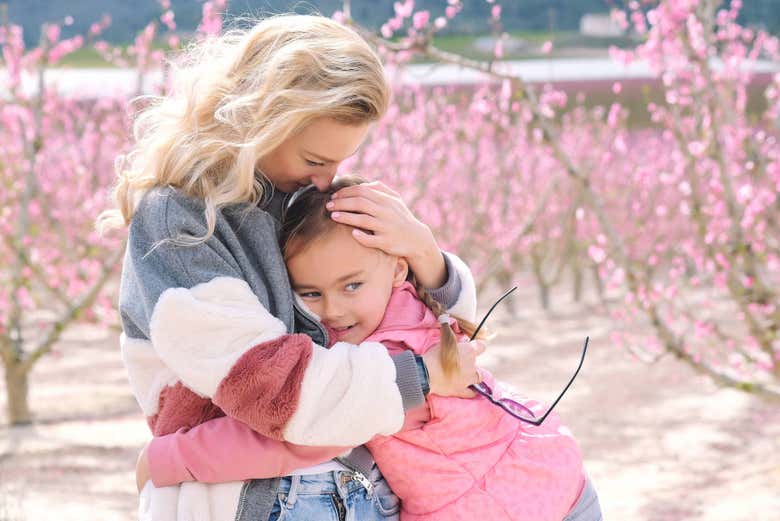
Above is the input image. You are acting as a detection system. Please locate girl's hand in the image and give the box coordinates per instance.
[423,340,486,398]
[327,181,447,289]
[136,443,151,493]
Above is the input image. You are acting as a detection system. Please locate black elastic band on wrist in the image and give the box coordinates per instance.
[414,355,430,396]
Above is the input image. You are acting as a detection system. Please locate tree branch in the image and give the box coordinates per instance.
[20,245,124,374]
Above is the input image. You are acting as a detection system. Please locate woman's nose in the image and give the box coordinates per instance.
[311,167,338,191]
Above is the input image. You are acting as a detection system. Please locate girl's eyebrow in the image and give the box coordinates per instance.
[292,270,363,290]
[334,270,364,283]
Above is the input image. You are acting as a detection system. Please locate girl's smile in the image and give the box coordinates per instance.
[286,224,408,345]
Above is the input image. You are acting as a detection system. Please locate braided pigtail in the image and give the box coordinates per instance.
[409,274,486,378]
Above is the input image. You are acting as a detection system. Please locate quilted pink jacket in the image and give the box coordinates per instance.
[363,283,585,521]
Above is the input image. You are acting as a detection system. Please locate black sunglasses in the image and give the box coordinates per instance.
[469,286,589,426]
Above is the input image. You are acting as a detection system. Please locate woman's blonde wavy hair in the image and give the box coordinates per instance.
[98,14,390,239]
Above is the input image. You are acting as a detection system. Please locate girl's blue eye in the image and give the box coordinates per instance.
[345,282,362,292]
[299,291,321,298]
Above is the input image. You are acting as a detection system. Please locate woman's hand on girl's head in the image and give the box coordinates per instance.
[327,181,447,289]
[423,340,486,398]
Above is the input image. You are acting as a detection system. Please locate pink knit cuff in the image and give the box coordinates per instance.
[148,430,196,487]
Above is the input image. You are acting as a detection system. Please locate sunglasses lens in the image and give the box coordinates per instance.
[499,398,536,419]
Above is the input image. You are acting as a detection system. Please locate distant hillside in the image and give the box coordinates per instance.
[5,0,779,46]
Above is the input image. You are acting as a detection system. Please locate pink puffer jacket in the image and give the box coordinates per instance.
[365,282,585,521]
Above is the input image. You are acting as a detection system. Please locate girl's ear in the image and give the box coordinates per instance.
[392,257,409,287]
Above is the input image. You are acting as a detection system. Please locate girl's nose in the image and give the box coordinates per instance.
[322,296,345,321]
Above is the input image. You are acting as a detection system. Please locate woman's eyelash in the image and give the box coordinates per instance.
[305,159,325,167]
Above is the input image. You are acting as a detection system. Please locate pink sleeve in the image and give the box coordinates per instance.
[148,416,350,486]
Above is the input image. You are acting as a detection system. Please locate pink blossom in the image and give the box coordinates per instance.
[687,141,706,157]
[160,10,176,30]
[412,11,429,30]
[588,245,607,264]
[394,1,414,18]
[45,24,61,44]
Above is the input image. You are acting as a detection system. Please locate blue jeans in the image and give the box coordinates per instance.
[267,466,400,521]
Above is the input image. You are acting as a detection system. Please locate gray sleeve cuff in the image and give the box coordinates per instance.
[391,351,425,411]
[425,252,462,310]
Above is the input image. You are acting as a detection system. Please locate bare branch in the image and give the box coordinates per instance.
[20,245,124,374]
[2,234,72,308]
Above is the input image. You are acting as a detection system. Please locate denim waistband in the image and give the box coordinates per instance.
[277,470,374,499]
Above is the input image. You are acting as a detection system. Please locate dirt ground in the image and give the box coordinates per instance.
[1,281,779,521]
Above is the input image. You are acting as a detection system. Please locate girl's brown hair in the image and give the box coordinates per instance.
[280,176,484,377]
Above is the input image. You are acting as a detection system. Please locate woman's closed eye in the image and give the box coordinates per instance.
[305,158,325,167]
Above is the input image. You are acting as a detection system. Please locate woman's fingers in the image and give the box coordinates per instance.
[362,180,401,198]
[350,228,384,248]
[470,340,486,358]
[331,181,400,203]
[326,195,383,217]
[330,210,380,232]
[424,340,486,398]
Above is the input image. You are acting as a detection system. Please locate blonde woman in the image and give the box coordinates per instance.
[100,14,483,521]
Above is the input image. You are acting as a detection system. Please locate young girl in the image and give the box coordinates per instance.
[100,14,485,521]
[142,177,603,521]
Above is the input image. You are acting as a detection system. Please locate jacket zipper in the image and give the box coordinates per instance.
[292,300,329,347]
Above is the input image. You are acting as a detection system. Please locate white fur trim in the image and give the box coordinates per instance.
[443,252,477,321]
[282,341,404,446]
[120,334,179,416]
[202,482,243,521]
[139,482,178,521]
[139,481,243,521]
[149,276,288,398]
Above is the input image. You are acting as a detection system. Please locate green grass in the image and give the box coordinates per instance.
[428,30,637,61]
[54,30,636,68]
[56,41,173,68]
[57,47,114,68]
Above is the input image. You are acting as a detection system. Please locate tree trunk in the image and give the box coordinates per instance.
[539,283,550,310]
[4,362,32,425]
[592,264,605,303]
[496,270,518,318]
[531,252,551,310]
[572,260,583,303]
